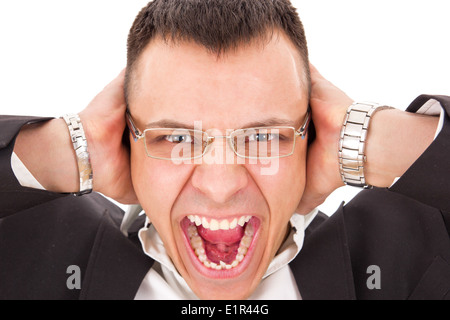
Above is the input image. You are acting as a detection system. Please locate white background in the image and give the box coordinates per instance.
[1,0,449,215]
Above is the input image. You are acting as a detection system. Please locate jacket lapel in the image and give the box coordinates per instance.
[290,204,356,300]
[79,205,356,300]
[79,211,154,300]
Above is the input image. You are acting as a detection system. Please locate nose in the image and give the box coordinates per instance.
[191,162,249,204]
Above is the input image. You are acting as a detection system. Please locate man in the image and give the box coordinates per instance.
[1,0,449,300]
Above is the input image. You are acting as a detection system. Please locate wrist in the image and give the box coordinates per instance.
[14,118,80,193]
[365,108,438,187]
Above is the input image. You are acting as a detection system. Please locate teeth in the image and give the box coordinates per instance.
[229,218,238,229]
[219,220,229,230]
[209,219,219,231]
[186,218,255,271]
[187,215,252,231]
[201,217,210,229]
[238,215,251,227]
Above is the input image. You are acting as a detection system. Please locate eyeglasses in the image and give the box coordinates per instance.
[126,109,311,161]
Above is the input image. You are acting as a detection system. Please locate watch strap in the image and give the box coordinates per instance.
[338,102,386,188]
[62,114,93,196]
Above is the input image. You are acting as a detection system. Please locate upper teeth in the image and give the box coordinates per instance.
[187,215,252,231]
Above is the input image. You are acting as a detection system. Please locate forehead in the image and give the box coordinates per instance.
[130,32,308,129]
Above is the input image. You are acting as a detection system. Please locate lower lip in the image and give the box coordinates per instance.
[181,217,261,279]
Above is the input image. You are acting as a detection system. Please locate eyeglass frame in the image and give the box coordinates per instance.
[125,108,311,160]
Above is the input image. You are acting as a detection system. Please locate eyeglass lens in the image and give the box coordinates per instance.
[143,127,296,160]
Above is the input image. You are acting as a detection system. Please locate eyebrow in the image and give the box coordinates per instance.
[145,116,304,130]
[145,120,198,130]
[240,118,300,129]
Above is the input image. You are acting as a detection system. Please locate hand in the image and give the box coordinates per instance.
[79,70,138,204]
[296,65,353,214]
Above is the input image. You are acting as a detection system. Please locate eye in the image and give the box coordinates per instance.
[247,132,279,142]
[165,134,193,144]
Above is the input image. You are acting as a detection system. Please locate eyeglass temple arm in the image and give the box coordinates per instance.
[296,108,311,138]
[126,109,142,142]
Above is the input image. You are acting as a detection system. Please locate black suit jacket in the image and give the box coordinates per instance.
[1,95,450,300]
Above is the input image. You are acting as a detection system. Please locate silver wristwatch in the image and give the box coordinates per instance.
[338,102,381,188]
[62,114,93,196]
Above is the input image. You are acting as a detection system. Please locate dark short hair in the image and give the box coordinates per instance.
[125,0,310,105]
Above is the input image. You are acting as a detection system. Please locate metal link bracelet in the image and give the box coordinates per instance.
[338,102,392,188]
[62,114,93,196]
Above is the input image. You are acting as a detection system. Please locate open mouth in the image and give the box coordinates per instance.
[181,215,260,277]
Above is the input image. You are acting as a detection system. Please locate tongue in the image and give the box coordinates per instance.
[204,241,240,264]
[197,225,245,264]
[197,225,245,244]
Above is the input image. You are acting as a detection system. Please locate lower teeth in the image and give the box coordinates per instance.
[188,222,254,271]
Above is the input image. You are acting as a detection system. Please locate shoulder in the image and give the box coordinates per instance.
[340,187,449,254]
[342,187,450,298]
[343,187,446,234]
[43,192,125,228]
[0,191,126,250]
[297,187,450,299]
[0,192,128,299]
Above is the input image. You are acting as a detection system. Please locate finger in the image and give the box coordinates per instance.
[118,68,126,77]
[309,63,319,75]
[115,68,127,86]
[101,71,127,105]
[309,63,326,84]
[103,68,126,92]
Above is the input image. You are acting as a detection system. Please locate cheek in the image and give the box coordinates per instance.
[130,147,192,223]
[131,154,195,263]
[245,151,306,263]
[249,153,305,208]
[246,150,306,232]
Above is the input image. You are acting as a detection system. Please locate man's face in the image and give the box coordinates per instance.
[129,33,309,299]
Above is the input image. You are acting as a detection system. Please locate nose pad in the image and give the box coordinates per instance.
[202,136,216,157]
[201,133,237,165]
